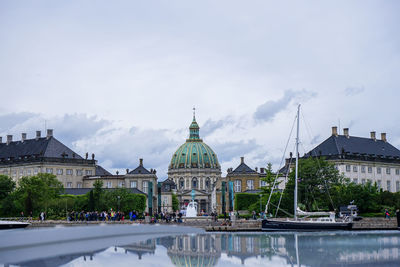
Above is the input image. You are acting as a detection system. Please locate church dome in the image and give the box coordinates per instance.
[169,113,220,170]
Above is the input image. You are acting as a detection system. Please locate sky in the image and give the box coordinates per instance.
[1,0,400,180]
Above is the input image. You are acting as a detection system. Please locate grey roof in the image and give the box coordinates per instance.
[306,135,400,159]
[95,165,112,176]
[231,162,257,174]
[0,136,82,159]
[63,188,145,195]
[128,165,152,175]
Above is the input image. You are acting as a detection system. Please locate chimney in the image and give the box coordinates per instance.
[21,133,27,142]
[139,158,143,166]
[36,131,41,140]
[260,168,265,174]
[343,128,349,138]
[0,137,2,144]
[381,133,387,142]
[46,129,53,139]
[332,126,338,137]
[255,167,258,172]
[6,135,12,145]
[126,168,129,174]
[370,131,376,141]
[240,157,244,164]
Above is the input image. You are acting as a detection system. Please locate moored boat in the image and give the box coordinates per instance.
[0,220,30,230]
[262,105,353,231]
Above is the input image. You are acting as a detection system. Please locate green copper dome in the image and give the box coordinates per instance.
[169,114,220,170]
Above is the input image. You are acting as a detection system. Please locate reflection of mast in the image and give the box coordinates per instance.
[295,233,300,267]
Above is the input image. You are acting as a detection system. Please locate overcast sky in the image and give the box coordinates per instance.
[1,1,399,179]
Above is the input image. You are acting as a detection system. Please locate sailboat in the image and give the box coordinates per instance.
[261,105,353,231]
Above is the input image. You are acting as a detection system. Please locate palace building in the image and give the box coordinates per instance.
[167,111,221,213]
[0,129,96,188]
[305,127,400,192]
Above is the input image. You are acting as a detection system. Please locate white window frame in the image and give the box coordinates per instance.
[66,182,72,188]
[368,166,372,173]
[57,169,63,175]
[85,170,92,176]
[377,167,382,174]
[386,168,391,175]
[361,166,366,173]
[143,181,149,194]
[247,179,254,190]
[353,166,358,172]
[130,181,137,188]
[345,165,351,172]
[46,168,53,174]
[106,181,112,188]
[387,180,391,191]
[234,180,242,192]
[77,182,82,188]
[353,178,358,184]
[66,169,73,175]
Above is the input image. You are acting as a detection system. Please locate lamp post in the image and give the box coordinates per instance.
[117,195,121,211]
[259,194,262,218]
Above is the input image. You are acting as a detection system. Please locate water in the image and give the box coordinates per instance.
[1,226,400,266]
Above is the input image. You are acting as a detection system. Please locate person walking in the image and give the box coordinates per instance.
[384,209,390,219]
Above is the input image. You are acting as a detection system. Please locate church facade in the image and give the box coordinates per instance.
[167,112,221,214]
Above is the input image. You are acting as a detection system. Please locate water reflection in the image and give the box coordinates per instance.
[4,231,400,266]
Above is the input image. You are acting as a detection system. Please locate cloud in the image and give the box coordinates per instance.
[345,86,365,96]
[201,116,235,137]
[253,89,316,123]
[0,112,36,133]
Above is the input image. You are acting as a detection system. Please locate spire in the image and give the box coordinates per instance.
[188,107,201,141]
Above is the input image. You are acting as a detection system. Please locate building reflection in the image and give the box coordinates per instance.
[158,232,400,266]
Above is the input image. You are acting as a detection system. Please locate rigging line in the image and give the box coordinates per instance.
[265,114,297,214]
[274,153,294,217]
[300,111,336,209]
[269,202,293,217]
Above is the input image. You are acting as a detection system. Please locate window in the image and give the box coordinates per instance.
[57,169,63,175]
[353,178,358,184]
[387,180,391,191]
[361,166,366,173]
[386,168,391,175]
[179,178,184,189]
[143,181,148,194]
[368,167,372,173]
[345,165,351,172]
[205,178,211,189]
[27,169,31,176]
[106,181,112,188]
[66,169,73,175]
[46,168,53,174]
[353,166,358,172]
[76,169,83,176]
[377,180,382,189]
[192,178,198,189]
[234,180,242,192]
[260,180,267,187]
[85,170,92,176]
[130,181,137,188]
[396,169,400,175]
[247,179,254,190]
[118,181,124,188]
[66,182,72,188]
[361,179,366,185]
[377,167,381,174]
[77,182,82,188]
[396,181,400,192]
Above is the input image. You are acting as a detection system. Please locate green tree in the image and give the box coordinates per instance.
[172,193,179,211]
[16,173,63,215]
[93,180,104,210]
[261,163,278,194]
[281,157,344,213]
[0,175,16,200]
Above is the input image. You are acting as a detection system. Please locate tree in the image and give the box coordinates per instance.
[0,175,16,201]
[172,193,179,211]
[281,157,344,213]
[261,163,279,194]
[16,173,63,215]
[93,180,104,210]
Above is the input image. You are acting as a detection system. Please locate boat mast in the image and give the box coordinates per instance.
[294,104,300,220]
